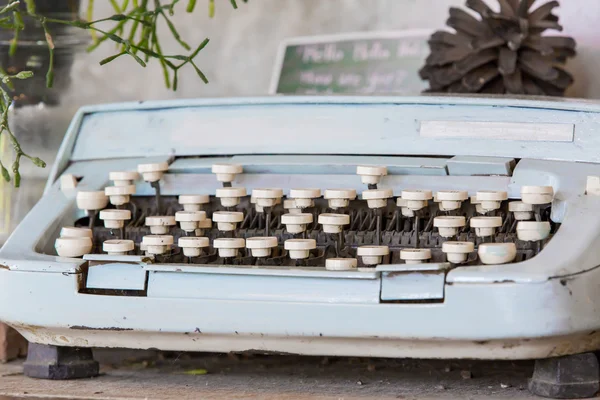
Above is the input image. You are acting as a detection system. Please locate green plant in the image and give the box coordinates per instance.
[0,0,247,186]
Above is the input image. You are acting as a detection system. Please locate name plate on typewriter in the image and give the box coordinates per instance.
[420,121,575,142]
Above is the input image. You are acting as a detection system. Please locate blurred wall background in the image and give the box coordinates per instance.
[64,0,600,110]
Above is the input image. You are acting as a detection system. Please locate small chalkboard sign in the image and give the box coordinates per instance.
[269,30,433,95]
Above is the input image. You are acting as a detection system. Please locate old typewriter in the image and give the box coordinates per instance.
[1,95,600,397]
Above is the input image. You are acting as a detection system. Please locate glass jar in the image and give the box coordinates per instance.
[0,1,88,244]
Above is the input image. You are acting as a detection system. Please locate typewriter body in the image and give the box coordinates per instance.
[1,95,600,362]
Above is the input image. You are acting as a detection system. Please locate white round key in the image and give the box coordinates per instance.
[137,162,169,182]
[326,258,358,271]
[434,216,466,237]
[476,191,508,212]
[212,211,244,231]
[212,163,243,183]
[517,221,551,241]
[55,237,92,258]
[281,213,313,233]
[402,189,433,201]
[178,236,209,248]
[105,185,135,196]
[246,236,278,257]
[289,189,321,198]
[60,226,93,239]
[356,165,388,185]
[436,190,468,211]
[76,191,108,211]
[145,215,176,234]
[521,186,554,205]
[195,218,212,236]
[213,237,245,258]
[252,188,284,208]
[289,188,321,208]
[470,216,502,237]
[179,195,210,211]
[105,185,136,206]
[442,241,475,264]
[283,199,302,214]
[509,201,534,220]
[175,210,206,222]
[178,236,209,257]
[99,209,131,229]
[401,189,433,211]
[175,211,207,232]
[103,239,134,255]
[357,245,389,266]
[400,248,432,264]
[216,187,247,207]
[60,174,78,190]
[362,188,393,209]
[250,195,264,213]
[324,189,357,209]
[478,243,517,265]
[476,190,508,201]
[109,171,139,186]
[318,213,350,233]
[436,190,469,201]
[509,201,533,212]
[471,196,483,213]
[142,235,174,255]
[396,198,415,217]
[284,239,316,259]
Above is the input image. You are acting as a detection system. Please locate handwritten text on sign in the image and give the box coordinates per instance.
[272,33,431,95]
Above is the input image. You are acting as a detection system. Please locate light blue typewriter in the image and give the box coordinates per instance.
[1,95,600,397]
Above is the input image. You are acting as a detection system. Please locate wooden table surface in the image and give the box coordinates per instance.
[0,350,541,399]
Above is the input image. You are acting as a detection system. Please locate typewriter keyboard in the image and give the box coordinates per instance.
[56,162,558,271]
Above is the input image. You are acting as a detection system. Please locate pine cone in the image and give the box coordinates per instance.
[419,0,576,96]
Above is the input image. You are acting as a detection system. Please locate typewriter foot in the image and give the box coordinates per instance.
[528,353,600,399]
[23,343,99,380]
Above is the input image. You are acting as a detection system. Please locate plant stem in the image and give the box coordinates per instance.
[0,0,245,186]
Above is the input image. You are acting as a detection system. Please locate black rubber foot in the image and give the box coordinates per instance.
[23,343,99,380]
[528,353,600,399]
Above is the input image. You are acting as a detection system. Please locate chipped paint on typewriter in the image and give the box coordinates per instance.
[2,95,600,388]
